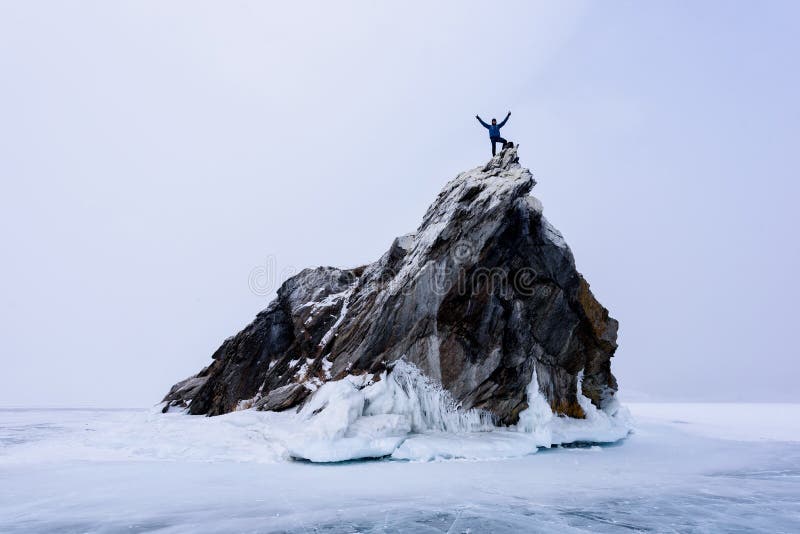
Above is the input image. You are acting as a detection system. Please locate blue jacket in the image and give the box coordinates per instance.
[477,113,510,138]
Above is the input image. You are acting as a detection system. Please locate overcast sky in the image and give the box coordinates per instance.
[1,1,798,407]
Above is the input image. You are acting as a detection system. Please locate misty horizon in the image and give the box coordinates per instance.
[2,1,798,407]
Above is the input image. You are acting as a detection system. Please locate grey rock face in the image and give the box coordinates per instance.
[163,148,619,423]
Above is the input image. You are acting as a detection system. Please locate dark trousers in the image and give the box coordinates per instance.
[491,136,507,156]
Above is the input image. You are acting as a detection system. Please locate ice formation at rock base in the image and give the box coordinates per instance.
[163,360,631,462]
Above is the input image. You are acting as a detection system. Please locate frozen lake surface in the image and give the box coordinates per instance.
[1,403,798,532]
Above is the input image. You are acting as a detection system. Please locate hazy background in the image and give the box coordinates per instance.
[1,1,798,407]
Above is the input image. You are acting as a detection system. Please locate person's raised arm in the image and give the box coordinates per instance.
[498,111,511,128]
[476,115,490,129]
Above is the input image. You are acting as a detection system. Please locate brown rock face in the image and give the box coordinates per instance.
[162,148,620,424]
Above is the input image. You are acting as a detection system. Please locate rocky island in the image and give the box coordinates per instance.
[161,148,629,462]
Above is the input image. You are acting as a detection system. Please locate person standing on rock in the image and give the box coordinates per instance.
[476,111,512,156]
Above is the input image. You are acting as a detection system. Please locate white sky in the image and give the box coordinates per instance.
[1,1,798,407]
